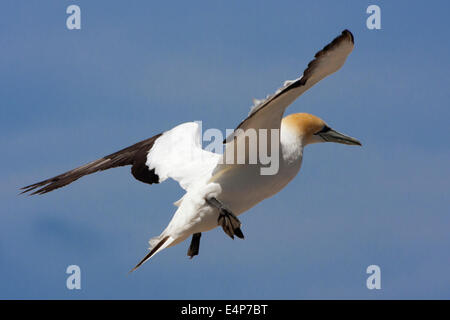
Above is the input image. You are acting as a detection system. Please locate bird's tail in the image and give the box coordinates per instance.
[129,235,175,273]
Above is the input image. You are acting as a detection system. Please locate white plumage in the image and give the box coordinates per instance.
[147,122,220,191]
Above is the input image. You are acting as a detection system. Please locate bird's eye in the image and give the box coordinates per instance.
[314,125,331,135]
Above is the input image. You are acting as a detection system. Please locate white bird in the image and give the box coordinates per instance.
[22,30,361,271]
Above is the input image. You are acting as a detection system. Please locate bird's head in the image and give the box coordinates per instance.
[282,113,362,147]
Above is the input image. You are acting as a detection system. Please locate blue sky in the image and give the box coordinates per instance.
[1,1,449,299]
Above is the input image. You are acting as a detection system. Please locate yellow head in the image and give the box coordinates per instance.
[282,113,362,146]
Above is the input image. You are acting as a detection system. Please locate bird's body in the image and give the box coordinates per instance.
[213,118,305,216]
[154,117,306,242]
[22,30,362,271]
[139,116,308,262]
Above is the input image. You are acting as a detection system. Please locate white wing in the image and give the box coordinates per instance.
[146,122,221,191]
[225,29,354,142]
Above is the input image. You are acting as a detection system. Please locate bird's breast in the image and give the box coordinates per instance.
[211,154,302,215]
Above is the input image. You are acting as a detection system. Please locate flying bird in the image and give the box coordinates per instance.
[21,30,361,271]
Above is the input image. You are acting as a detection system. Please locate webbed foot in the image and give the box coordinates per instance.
[206,197,244,240]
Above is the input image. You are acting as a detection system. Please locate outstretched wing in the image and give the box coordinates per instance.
[21,122,220,195]
[21,134,162,195]
[225,29,354,142]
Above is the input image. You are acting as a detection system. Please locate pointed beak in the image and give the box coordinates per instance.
[319,128,362,146]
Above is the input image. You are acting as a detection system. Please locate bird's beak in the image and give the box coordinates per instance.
[319,128,362,146]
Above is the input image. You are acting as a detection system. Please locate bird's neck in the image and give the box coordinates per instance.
[280,125,304,165]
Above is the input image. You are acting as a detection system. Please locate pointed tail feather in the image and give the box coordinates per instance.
[129,235,174,273]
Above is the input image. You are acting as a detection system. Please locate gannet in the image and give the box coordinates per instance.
[21,30,361,271]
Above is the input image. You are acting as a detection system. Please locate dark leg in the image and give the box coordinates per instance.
[206,197,244,240]
[187,233,202,259]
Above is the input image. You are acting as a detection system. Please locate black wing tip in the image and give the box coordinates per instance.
[313,29,354,60]
[342,29,354,44]
[19,184,42,196]
[20,189,49,196]
[19,181,58,196]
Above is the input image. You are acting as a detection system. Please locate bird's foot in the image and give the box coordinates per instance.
[206,197,244,240]
[187,233,201,259]
[218,209,244,240]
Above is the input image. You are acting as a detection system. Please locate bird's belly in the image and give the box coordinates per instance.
[170,160,301,236]
[212,163,301,215]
